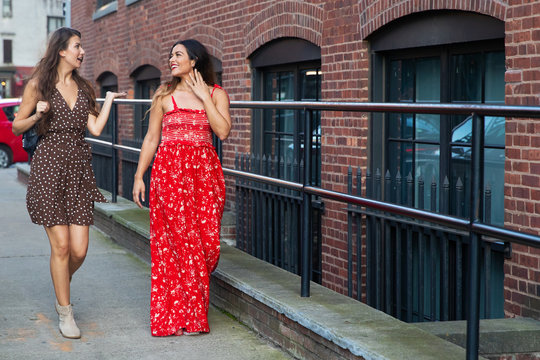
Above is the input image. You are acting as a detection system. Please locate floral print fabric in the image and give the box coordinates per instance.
[149,98,225,336]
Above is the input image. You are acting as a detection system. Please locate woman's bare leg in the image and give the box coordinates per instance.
[44,225,71,306]
[68,225,89,278]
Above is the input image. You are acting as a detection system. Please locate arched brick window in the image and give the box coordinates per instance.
[249,37,323,283]
[130,65,161,141]
[96,71,118,137]
[250,37,321,185]
[368,10,506,319]
[370,10,505,224]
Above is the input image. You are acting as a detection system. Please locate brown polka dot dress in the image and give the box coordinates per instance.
[26,88,106,226]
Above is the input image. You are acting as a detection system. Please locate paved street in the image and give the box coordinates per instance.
[0,166,290,360]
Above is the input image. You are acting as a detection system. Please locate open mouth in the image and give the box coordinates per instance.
[77,57,84,63]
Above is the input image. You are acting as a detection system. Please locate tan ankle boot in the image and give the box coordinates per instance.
[55,301,81,339]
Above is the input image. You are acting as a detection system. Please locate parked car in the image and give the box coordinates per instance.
[0,98,27,168]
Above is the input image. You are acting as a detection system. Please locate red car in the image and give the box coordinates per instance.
[0,98,27,168]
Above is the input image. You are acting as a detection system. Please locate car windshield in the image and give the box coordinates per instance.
[2,105,19,122]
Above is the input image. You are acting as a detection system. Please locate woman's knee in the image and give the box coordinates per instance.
[51,242,70,259]
[70,248,87,263]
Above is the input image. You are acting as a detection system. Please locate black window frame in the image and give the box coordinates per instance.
[96,0,115,8]
[97,71,119,138]
[250,38,322,185]
[380,39,505,217]
[3,39,12,64]
[249,38,323,283]
[131,65,161,141]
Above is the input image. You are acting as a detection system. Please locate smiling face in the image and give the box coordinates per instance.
[169,44,195,77]
[59,35,85,69]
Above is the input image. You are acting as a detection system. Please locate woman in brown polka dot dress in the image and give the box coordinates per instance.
[12,27,126,339]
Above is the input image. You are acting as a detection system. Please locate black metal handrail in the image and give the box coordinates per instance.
[88,98,540,360]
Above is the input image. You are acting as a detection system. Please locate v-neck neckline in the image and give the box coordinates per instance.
[55,87,80,112]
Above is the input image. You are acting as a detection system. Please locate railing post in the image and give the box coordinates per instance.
[111,101,118,203]
[301,109,313,297]
[466,113,484,360]
[347,166,353,297]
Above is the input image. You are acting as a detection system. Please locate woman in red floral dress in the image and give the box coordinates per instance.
[132,39,231,336]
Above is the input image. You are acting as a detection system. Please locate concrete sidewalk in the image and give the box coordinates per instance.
[0,167,290,360]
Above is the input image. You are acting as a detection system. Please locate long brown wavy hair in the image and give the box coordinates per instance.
[150,39,216,112]
[31,27,98,136]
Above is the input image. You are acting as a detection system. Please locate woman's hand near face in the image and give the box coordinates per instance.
[186,69,211,102]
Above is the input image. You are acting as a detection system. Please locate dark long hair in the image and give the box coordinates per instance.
[31,27,98,136]
[153,39,216,103]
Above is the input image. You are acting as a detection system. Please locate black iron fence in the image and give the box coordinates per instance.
[346,167,507,322]
[234,152,323,283]
[85,98,540,360]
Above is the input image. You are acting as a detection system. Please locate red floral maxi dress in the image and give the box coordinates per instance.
[149,85,226,336]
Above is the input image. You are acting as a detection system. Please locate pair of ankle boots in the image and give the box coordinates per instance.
[55,301,81,339]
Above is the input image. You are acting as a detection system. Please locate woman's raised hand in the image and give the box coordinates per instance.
[105,91,127,100]
[186,69,211,102]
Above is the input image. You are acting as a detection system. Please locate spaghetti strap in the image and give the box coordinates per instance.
[210,84,229,104]
[171,96,179,110]
[211,84,223,98]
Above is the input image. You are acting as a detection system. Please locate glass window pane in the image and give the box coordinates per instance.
[416,114,440,141]
[388,141,413,176]
[415,144,440,210]
[279,109,295,134]
[389,113,413,139]
[450,145,471,218]
[279,72,294,101]
[484,148,505,225]
[97,0,114,9]
[485,116,505,146]
[301,69,320,101]
[485,52,505,104]
[388,141,413,202]
[451,116,472,144]
[451,115,505,146]
[3,0,12,18]
[3,105,18,121]
[390,60,414,102]
[416,57,440,102]
[452,53,482,102]
[280,135,294,164]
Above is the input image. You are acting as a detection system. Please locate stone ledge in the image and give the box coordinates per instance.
[212,244,475,360]
[416,318,540,356]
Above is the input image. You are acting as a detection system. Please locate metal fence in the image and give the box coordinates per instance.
[85,98,540,360]
[346,167,507,322]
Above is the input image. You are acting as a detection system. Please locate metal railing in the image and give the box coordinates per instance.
[86,98,540,360]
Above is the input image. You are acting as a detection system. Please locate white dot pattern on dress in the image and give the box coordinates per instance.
[26,88,106,226]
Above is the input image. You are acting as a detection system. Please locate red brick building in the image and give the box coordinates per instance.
[71,0,539,321]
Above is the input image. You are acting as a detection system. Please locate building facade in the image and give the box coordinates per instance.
[71,0,540,321]
[0,0,65,97]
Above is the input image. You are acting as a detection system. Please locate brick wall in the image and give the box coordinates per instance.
[71,0,540,319]
[319,0,368,294]
[503,0,540,320]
